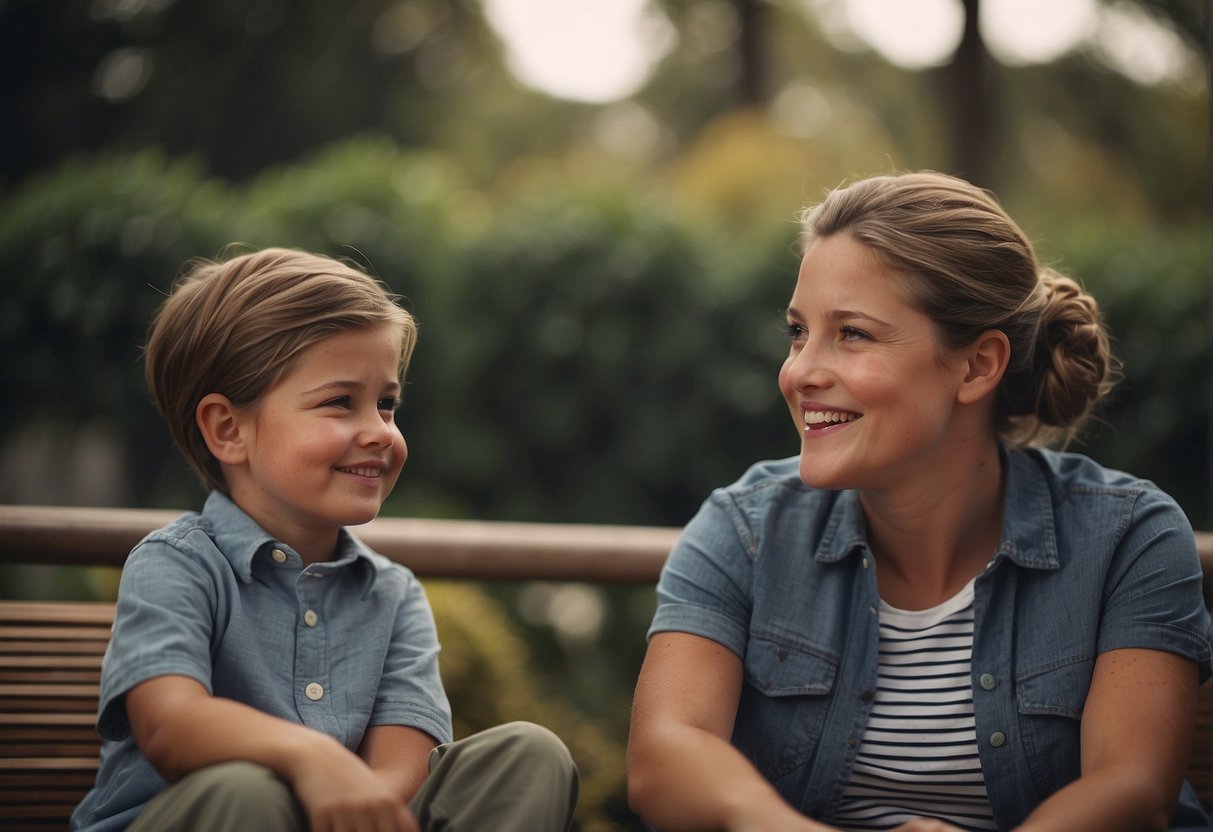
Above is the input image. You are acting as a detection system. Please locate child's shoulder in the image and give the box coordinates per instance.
[123,509,228,574]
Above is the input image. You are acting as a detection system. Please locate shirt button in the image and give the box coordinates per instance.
[868,605,877,616]
[271,548,287,564]
[989,731,1006,747]
[847,737,858,747]
[859,689,874,702]
[861,557,870,569]
[303,609,319,627]
[305,683,324,701]
[979,673,996,690]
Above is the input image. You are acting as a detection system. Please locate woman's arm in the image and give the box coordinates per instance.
[627,632,833,832]
[128,674,418,832]
[1015,647,1199,832]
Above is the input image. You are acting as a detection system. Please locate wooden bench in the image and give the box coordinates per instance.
[1,506,1210,830]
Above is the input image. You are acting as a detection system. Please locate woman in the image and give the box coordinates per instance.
[627,172,1211,831]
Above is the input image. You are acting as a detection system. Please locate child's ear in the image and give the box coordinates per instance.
[957,329,1011,405]
[196,393,248,465]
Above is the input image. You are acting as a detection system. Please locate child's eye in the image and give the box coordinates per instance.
[378,396,401,412]
[324,396,352,409]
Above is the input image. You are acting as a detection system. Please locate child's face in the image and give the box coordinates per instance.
[229,323,406,556]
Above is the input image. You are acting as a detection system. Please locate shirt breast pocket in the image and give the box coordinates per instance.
[735,632,838,782]
[1016,656,1093,794]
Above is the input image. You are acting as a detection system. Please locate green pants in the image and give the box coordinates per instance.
[128,721,579,832]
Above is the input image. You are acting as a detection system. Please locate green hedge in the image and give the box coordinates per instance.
[2,140,1206,527]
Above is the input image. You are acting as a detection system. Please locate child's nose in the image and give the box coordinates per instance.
[361,410,397,445]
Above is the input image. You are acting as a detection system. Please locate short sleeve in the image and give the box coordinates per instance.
[97,534,220,740]
[648,491,755,659]
[367,573,453,745]
[1098,489,1212,682]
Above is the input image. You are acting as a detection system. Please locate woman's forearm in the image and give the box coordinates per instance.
[627,723,829,832]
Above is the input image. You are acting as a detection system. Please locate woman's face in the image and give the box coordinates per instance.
[778,233,971,493]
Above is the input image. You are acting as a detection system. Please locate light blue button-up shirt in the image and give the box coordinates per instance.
[72,491,452,832]
[650,447,1212,829]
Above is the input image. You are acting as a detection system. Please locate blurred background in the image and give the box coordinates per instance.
[1,0,1208,827]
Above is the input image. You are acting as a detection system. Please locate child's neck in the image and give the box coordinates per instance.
[296,537,339,565]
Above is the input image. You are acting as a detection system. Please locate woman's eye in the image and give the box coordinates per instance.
[840,326,869,341]
[785,322,806,340]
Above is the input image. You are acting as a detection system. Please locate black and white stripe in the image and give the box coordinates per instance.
[834,580,997,831]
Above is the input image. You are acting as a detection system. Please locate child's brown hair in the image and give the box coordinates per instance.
[145,247,416,492]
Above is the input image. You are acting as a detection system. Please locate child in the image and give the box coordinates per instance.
[72,248,579,832]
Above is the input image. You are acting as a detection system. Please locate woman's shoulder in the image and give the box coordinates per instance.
[1012,446,1181,508]
[698,457,851,548]
[715,457,811,502]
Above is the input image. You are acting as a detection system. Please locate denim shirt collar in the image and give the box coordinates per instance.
[812,447,1061,572]
[201,490,381,597]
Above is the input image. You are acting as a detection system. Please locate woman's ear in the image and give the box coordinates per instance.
[957,329,1011,405]
[196,393,248,465]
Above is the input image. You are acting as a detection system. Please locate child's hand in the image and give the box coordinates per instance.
[290,734,419,832]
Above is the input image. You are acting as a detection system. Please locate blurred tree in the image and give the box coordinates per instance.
[942,0,996,187]
[0,0,585,187]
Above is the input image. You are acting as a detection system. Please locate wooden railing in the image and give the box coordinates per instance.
[1,504,1210,585]
[0,505,682,584]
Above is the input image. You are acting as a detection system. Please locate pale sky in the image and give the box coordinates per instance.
[480,0,1200,103]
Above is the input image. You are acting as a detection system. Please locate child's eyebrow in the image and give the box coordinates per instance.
[301,379,400,397]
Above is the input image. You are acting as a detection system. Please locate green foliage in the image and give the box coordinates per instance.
[0,151,234,506]
[0,140,1207,526]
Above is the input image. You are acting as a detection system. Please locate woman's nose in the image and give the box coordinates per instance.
[784,341,832,390]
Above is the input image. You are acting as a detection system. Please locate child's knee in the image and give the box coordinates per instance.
[487,721,576,773]
[136,761,303,830]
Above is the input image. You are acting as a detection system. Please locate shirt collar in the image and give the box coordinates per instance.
[202,491,381,595]
[811,446,1060,571]
[994,447,1060,570]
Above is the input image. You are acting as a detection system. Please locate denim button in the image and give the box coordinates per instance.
[303,609,318,627]
[989,731,1006,747]
[271,548,287,564]
[979,673,996,690]
[305,682,324,701]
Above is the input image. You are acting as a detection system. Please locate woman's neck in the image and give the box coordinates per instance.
[860,441,1005,610]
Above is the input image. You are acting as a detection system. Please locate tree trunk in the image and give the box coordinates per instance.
[735,0,768,105]
[942,0,994,187]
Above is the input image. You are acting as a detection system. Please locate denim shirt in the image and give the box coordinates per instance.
[650,448,1212,829]
[72,491,453,832]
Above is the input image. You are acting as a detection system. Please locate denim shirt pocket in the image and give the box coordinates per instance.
[1015,656,1093,795]
[734,630,838,782]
